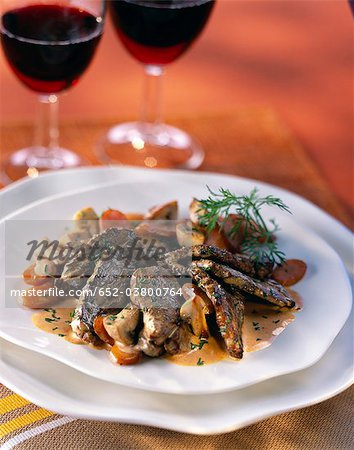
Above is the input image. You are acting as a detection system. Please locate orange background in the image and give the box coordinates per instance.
[0,0,353,216]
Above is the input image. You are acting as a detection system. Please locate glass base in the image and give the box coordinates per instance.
[1,146,84,183]
[96,122,204,169]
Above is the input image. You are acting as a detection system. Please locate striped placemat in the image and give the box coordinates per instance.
[0,385,75,449]
[1,384,353,450]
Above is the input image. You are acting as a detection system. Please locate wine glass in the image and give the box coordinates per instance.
[0,0,106,182]
[97,0,215,169]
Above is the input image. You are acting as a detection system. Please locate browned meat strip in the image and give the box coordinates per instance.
[130,266,184,355]
[194,259,295,308]
[164,246,192,276]
[164,245,273,280]
[191,263,244,359]
[56,227,136,293]
[192,244,273,279]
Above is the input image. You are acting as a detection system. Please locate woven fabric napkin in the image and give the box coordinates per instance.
[0,109,352,449]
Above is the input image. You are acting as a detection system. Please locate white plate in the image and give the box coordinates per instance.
[0,311,352,435]
[0,168,352,395]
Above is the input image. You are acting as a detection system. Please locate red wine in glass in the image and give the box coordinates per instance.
[1,5,102,93]
[110,0,215,65]
[0,1,105,182]
[99,0,215,170]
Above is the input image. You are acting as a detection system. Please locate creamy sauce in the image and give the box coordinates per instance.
[32,308,84,344]
[168,290,303,366]
[32,290,303,366]
[166,335,227,366]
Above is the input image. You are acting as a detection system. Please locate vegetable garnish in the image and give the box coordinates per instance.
[197,187,291,265]
[196,357,205,366]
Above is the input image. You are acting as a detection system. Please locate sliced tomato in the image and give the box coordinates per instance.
[99,209,127,231]
[93,316,114,346]
[272,259,307,286]
[23,264,50,286]
[110,344,141,366]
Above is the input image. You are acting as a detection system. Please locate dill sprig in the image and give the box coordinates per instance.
[197,187,291,265]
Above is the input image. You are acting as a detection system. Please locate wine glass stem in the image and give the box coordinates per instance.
[35,94,60,154]
[140,65,164,126]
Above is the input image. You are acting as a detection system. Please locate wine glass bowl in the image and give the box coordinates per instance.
[98,0,215,170]
[0,0,106,181]
[110,0,215,65]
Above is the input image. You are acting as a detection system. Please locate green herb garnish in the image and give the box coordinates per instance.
[190,338,208,351]
[196,358,205,366]
[58,334,66,337]
[197,187,291,264]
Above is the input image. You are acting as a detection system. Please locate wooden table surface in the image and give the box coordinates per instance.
[0,1,353,219]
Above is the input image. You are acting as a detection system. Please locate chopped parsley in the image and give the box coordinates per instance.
[190,338,208,351]
[52,327,58,331]
[58,334,66,337]
[196,358,205,366]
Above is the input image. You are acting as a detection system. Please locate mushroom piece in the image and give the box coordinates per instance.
[34,258,63,278]
[103,307,141,346]
[180,283,213,338]
[181,283,214,314]
[135,221,176,237]
[144,200,178,220]
[176,221,205,247]
[189,199,206,225]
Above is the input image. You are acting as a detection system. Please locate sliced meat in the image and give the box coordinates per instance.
[135,335,164,357]
[192,244,273,279]
[70,229,138,343]
[164,245,273,280]
[191,263,244,359]
[72,256,135,344]
[56,227,136,294]
[194,259,295,308]
[130,266,182,356]
[164,323,191,355]
[164,246,192,276]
